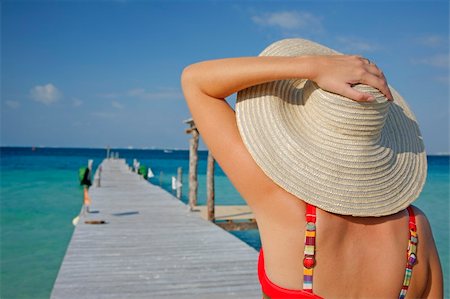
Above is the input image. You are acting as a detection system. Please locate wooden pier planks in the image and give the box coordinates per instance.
[194,205,254,221]
[51,159,260,299]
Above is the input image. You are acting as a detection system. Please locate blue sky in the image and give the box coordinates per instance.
[1,0,448,153]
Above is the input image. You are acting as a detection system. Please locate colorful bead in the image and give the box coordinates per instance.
[304,245,314,256]
[408,253,417,266]
[306,222,316,231]
[303,256,315,269]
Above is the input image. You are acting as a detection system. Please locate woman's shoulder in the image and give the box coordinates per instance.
[409,205,444,298]
[411,205,438,258]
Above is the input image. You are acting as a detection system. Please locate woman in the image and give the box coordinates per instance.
[181,39,443,298]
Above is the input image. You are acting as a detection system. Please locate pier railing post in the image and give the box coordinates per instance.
[159,171,163,187]
[185,118,199,211]
[206,151,215,221]
[176,167,182,200]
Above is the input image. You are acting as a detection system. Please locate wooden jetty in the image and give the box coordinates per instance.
[51,159,261,299]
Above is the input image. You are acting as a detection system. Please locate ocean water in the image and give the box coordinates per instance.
[0,147,448,299]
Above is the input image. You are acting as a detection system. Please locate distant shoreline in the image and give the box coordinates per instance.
[0,146,208,152]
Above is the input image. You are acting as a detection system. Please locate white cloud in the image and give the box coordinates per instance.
[91,111,116,118]
[127,88,183,100]
[415,35,448,48]
[5,100,20,109]
[97,92,121,99]
[112,100,124,109]
[30,83,61,105]
[435,75,449,85]
[413,54,449,68]
[251,11,323,33]
[128,88,146,97]
[72,98,83,107]
[335,37,380,53]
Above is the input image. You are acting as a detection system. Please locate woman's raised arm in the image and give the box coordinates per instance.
[182,55,392,102]
[180,55,392,207]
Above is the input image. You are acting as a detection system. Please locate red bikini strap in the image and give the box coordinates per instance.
[407,206,416,231]
[399,205,418,299]
[303,203,317,292]
[306,203,316,223]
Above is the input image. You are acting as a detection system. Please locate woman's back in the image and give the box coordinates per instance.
[255,188,440,298]
[181,38,443,298]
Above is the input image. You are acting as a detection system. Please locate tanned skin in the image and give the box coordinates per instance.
[181,55,443,298]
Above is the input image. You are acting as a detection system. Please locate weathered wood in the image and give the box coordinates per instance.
[51,159,260,299]
[188,128,199,210]
[216,221,259,231]
[194,205,255,221]
[206,151,215,221]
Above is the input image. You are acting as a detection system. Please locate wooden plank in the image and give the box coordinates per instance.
[194,206,255,221]
[206,151,215,221]
[51,159,261,299]
[216,221,259,231]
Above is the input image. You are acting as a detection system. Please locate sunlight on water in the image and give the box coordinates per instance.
[1,148,448,298]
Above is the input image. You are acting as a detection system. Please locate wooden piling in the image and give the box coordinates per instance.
[176,166,182,200]
[206,151,215,221]
[185,118,199,210]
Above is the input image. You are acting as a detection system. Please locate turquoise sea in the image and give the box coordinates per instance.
[0,147,448,299]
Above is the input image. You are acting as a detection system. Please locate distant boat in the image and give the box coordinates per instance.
[163,149,173,153]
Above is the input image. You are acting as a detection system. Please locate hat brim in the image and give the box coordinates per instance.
[235,39,427,216]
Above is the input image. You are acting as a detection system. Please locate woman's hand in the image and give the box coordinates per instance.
[308,55,394,102]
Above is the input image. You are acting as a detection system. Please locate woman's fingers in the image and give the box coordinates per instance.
[312,55,394,102]
[360,58,394,100]
[341,85,375,102]
[359,71,394,101]
[366,63,383,78]
[352,56,393,101]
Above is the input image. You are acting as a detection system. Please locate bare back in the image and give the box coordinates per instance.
[255,188,440,298]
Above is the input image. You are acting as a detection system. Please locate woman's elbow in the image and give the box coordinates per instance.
[181,63,202,93]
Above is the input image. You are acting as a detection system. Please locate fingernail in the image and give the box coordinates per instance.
[367,96,375,101]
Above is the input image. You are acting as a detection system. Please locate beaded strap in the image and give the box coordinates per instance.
[399,206,418,299]
[303,204,317,292]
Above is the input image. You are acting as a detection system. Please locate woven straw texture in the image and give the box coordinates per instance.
[236,39,427,216]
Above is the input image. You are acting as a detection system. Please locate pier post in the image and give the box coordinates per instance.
[96,165,102,187]
[176,167,182,200]
[185,118,199,210]
[206,151,215,221]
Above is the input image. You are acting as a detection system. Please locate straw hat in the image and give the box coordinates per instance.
[235,38,427,216]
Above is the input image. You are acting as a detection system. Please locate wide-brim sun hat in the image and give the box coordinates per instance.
[235,38,427,217]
